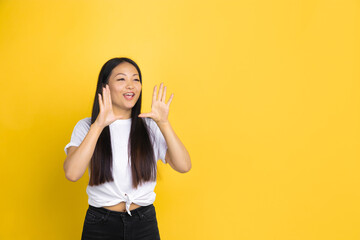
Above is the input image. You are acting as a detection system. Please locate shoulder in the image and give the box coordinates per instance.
[73,117,92,131]
[142,117,159,136]
[142,117,156,127]
[143,117,158,130]
[77,117,91,126]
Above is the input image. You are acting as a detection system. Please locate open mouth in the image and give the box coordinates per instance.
[123,93,135,100]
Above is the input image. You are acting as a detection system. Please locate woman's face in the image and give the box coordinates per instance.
[107,62,142,115]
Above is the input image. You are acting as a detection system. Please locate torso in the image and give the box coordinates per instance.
[103,202,142,212]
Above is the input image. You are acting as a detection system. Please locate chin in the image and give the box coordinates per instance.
[123,103,136,109]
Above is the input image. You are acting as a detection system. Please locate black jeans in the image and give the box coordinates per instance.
[81,204,161,240]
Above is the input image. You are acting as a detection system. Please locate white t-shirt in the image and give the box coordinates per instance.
[64,117,167,216]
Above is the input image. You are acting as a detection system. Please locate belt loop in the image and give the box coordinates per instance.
[136,208,143,221]
[103,208,110,221]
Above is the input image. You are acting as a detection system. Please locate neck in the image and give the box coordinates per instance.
[113,107,132,119]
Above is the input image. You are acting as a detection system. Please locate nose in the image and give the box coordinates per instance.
[126,82,134,89]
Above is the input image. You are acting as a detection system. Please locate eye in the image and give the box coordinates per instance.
[134,79,140,81]
[117,78,125,81]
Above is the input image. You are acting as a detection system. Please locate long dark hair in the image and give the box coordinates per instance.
[89,57,157,189]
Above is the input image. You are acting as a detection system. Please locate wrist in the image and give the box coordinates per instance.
[156,120,170,128]
[91,122,104,134]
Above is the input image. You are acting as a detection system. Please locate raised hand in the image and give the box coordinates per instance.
[138,82,174,124]
[94,84,124,129]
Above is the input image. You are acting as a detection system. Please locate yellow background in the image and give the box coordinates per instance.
[0,0,359,239]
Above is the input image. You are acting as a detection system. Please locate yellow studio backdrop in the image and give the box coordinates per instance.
[0,0,359,239]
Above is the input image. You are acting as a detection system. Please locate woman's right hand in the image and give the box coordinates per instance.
[94,84,124,129]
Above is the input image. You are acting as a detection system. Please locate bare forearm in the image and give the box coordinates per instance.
[64,124,103,181]
[157,121,191,172]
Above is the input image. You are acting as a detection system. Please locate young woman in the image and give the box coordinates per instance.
[63,57,191,240]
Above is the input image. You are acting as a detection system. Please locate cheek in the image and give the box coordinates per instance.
[110,92,122,103]
[110,86,123,95]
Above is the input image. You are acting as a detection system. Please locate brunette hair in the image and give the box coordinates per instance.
[89,57,157,189]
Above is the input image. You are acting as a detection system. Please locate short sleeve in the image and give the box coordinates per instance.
[64,117,92,155]
[144,118,168,164]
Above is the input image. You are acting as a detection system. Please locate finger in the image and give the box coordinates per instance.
[161,86,167,102]
[138,112,151,118]
[158,82,164,101]
[98,93,103,111]
[167,93,174,107]
[108,91,113,109]
[100,88,106,108]
[152,85,157,103]
[103,85,109,108]
[107,84,112,108]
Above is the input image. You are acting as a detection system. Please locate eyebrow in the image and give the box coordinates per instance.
[115,73,139,77]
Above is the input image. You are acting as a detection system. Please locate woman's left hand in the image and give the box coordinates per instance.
[138,83,174,124]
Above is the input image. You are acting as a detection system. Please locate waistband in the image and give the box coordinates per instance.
[88,204,154,217]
